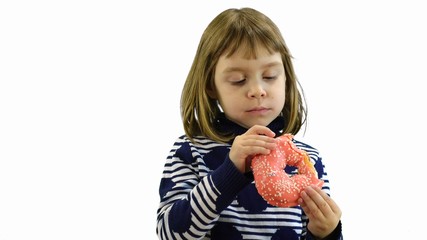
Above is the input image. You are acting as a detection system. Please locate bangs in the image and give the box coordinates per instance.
[219,13,285,59]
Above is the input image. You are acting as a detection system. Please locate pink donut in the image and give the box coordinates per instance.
[251,134,323,207]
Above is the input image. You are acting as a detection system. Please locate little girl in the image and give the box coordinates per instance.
[156,7,342,240]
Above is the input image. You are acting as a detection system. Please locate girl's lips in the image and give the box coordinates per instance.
[247,107,269,112]
[247,107,270,115]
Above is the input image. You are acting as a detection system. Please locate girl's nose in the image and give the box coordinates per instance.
[248,82,266,99]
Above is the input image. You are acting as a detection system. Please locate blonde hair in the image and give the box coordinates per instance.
[181,7,307,143]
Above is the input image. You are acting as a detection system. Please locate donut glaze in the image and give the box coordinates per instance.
[251,134,323,207]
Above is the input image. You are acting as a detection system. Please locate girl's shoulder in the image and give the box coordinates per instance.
[291,136,321,158]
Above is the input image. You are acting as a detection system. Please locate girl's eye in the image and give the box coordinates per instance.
[231,79,246,85]
[264,76,277,80]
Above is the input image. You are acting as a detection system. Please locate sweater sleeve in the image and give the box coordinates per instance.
[306,221,343,240]
[156,137,252,240]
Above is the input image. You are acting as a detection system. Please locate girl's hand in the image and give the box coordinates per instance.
[298,185,342,238]
[229,125,276,173]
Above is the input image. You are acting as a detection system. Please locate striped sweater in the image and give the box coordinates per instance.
[156,116,342,239]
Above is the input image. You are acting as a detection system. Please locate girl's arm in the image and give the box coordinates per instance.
[156,137,251,239]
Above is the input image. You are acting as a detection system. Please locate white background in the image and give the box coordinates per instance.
[1,1,426,239]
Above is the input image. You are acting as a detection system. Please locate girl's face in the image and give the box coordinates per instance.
[213,47,286,129]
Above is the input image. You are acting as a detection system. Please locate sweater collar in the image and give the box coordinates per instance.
[214,113,285,141]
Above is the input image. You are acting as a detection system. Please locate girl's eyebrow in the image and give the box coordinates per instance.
[223,61,282,73]
[262,61,282,69]
[223,66,245,73]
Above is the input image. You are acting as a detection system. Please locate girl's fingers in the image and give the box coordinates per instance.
[247,137,276,149]
[300,186,331,220]
[311,186,341,217]
[230,126,278,172]
[300,190,324,220]
[236,134,276,151]
[246,125,276,137]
